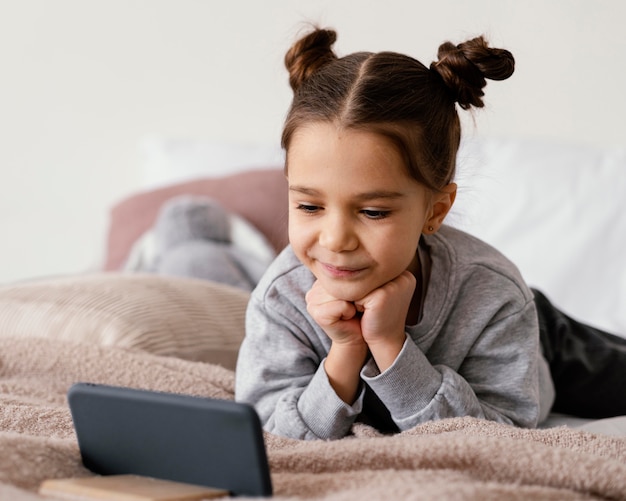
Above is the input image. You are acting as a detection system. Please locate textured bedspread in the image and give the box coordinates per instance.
[1,337,625,500]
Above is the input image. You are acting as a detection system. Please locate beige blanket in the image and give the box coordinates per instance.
[1,337,625,501]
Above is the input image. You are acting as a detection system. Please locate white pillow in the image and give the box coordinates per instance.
[449,137,626,337]
[139,136,284,189]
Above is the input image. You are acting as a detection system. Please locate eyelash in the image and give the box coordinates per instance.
[362,209,390,220]
[295,204,390,220]
[295,203,320,214]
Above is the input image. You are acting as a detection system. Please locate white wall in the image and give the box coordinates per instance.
[1,0,624,284]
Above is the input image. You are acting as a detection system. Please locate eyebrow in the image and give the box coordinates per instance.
[289,185,406,201]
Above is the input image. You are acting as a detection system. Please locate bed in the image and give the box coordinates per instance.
[1,136,625,500]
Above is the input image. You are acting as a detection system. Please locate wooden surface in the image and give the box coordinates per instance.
[39,474,229,500]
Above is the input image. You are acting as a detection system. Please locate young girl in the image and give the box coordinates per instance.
[235,27,626,440]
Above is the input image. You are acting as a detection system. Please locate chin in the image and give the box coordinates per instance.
[317,279,374,303]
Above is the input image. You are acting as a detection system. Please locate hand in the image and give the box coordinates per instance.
[306,280,368,404]
[305,280,365,347]
[355,270,416,371]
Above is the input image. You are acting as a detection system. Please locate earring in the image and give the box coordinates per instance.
[428,226,434,232]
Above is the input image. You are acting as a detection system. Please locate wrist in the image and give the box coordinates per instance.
[327,340,369,371]
[367,333,407,373]
[324,341,369,405]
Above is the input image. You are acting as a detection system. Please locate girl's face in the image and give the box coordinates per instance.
[287,122,437,302]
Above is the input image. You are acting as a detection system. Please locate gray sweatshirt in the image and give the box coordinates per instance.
[235,225,555,440]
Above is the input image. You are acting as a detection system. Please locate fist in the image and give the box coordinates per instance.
[355,270,416,346]
[305,280,365,346]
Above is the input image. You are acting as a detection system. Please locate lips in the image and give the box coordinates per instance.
[319,262,367,279]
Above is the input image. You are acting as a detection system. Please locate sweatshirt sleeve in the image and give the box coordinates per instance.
[361,287,542,429]
[235,290,364,440]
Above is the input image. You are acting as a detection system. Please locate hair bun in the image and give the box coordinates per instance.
[285,28,338,91]
[431,36,515,110]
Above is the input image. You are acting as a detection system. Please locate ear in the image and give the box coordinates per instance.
[422,183,457,235]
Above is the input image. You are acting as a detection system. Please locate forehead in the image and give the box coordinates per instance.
[287,122,426,201]
[288,123,409,179]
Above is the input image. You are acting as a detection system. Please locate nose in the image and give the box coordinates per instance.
[318,213,358,252]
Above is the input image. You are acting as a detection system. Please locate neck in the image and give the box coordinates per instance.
[405,241,430,326]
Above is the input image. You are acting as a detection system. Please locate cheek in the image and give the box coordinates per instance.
[376,229,422,272]
[288,218,312,254]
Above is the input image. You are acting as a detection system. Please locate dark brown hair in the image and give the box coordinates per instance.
[282,28,514,191]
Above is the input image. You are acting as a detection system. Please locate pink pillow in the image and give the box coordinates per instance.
[104,168,288,271]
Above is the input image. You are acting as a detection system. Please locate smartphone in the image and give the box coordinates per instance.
[67,383,272,497]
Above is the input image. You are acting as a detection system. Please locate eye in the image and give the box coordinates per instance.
[296,203,321,214]
[362,209,390,220]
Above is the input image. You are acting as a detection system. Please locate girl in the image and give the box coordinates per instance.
[235,27,626,440]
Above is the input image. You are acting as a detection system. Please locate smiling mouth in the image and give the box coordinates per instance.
[319,262,367,279]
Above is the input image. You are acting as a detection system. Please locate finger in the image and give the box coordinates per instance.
[308,298,357,327]
[357,271,416,311]
[397,270,417,293]
[306,280,338,305]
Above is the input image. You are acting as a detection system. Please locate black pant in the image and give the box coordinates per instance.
[534,289,626,418]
